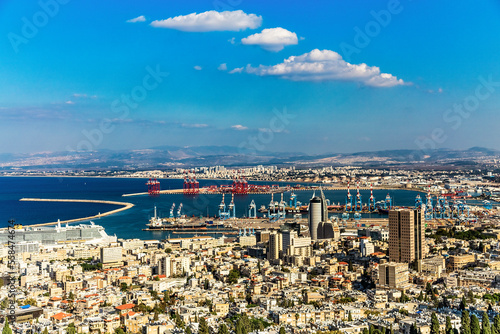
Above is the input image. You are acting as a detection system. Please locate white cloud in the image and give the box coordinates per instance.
[65,101,75,105]
[181,123,209,128]
[127,15,146,23]
[150,10,262,32]
[229,67,243,74]
[241,27,298,52]
[218,63,227,71]
[231,124,248,130]
[194,65,203,71]
[243,49,406,87]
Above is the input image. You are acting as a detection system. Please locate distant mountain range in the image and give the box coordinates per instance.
[0,146,499,170]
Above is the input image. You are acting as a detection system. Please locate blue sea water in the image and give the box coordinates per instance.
[0,177,423,240]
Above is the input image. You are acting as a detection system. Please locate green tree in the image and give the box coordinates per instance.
[363,329,369,334]
[115,328,126,334]
[493,315,500,334]
[471,314,481,334]
[227,269,240,284]
[446,316,453,334]
[460,297,467,311]
[43,328,49,334]
[66,323,76,334]
[279,327,286,334]
[410,324,418,334]
[483,313,492,334]
[218,323,229,334]
[199,317,209,334]
[417,292,424,301]
[468,291,475,304]
[348,312,353,321]
[462,311,471,334]
[186,327,192,334]
[2,318,12,334]
[431,312,440,334]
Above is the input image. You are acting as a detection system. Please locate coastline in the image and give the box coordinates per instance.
[13,198,135,228]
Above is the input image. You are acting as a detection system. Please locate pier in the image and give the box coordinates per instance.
[15,198,135,228]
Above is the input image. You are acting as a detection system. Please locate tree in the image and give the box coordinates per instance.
[431,312,440,334]
[186,327,192,334]
[446,316,453,334]
[115,328,126,334]
[400,291,410,303]
[460,297,467,311]
[227,269,240,284]
[471,314,480,334]
[199,317,209,334]
[154,311,159,322]
[279,327,286,334]
[410,324,419,334]
[43,328,49,334]
[462,311,471,334]
[493,315,500,334]
[468,291,475,304]
[2,318,12,334]
[66,323,76,334]
[348,312,353,321]
[417,292,424,302]
[483,312,492,334]
[218,323,229,334]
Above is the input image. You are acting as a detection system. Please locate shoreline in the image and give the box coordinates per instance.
[13,198,134,228]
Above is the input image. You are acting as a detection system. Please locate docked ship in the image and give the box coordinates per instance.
[0,221,116,245]
[146,205,224,230]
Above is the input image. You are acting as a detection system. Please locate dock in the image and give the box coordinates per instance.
[13,198,135,228]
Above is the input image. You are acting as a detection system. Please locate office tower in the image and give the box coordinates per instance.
[308,188,329,241]
[388,209,426,263]
[268,230,282,261]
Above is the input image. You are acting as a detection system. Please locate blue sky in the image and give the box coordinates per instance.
[0,0,499,154]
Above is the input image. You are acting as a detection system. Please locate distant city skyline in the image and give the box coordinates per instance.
[1,1,500,154]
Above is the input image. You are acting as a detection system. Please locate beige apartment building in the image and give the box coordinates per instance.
[447,254,475,271]
[378,262,410,290]
[388,209,426,263]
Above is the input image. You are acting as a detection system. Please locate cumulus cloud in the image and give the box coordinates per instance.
[241,27,298,52]
[150,10,262,32]
[243,49,406,87]
[218,63,227,71]
[127,15,146,23]
[65,101,75,105]
[231,124,248,130]
[194,65,203,71]
[229,67,243,74]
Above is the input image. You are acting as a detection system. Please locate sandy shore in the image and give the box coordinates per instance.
[14,198,134,228]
